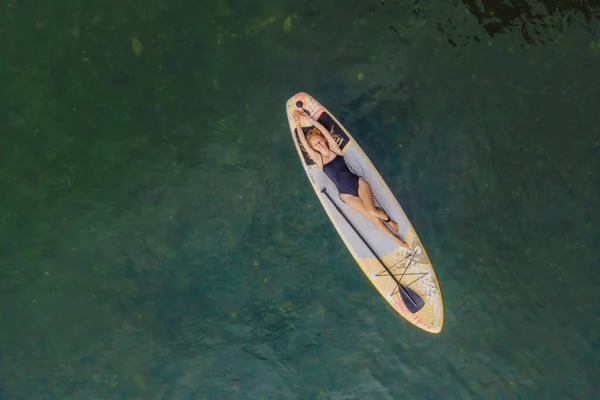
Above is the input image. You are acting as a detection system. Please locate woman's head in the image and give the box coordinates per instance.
[306,128,329,154]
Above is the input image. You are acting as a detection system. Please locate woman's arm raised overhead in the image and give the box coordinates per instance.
[294,113,323,168]
[301,116,343,155]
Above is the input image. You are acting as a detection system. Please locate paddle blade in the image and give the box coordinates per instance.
[399,285,425,313]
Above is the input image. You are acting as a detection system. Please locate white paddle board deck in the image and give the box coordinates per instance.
[285,92,444,333]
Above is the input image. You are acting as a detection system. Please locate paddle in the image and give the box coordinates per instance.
[321,188,425,313]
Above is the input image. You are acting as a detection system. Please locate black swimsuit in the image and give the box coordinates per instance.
[322,152,361,198]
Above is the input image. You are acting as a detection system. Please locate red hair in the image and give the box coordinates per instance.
[305,128,323,147]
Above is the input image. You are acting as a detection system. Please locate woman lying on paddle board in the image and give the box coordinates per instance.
[291,109,409,249]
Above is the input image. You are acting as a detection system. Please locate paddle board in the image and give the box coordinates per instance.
[285,92,444,334]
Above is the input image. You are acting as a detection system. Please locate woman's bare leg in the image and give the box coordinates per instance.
[357,179,401,232]
[340,194,409,248]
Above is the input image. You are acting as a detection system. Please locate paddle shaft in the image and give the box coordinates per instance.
[320,189,419,310]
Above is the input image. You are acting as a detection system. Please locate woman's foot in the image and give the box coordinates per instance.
[376,209,399,231]
[395,237,410,249]
[369,211,410,249]
[387,219,399,232]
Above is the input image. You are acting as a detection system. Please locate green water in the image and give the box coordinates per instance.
[1,0,599,399]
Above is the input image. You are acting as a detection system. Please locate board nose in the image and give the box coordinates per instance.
[286,92,308,107]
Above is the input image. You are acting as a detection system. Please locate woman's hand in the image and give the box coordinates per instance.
[293,108,311,120]
[298,114,313,125]
[290,109,301,122]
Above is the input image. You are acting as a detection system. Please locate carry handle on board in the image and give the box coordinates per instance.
[321,188,425,314]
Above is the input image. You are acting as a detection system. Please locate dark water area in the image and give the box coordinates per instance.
[1,0,599,399]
